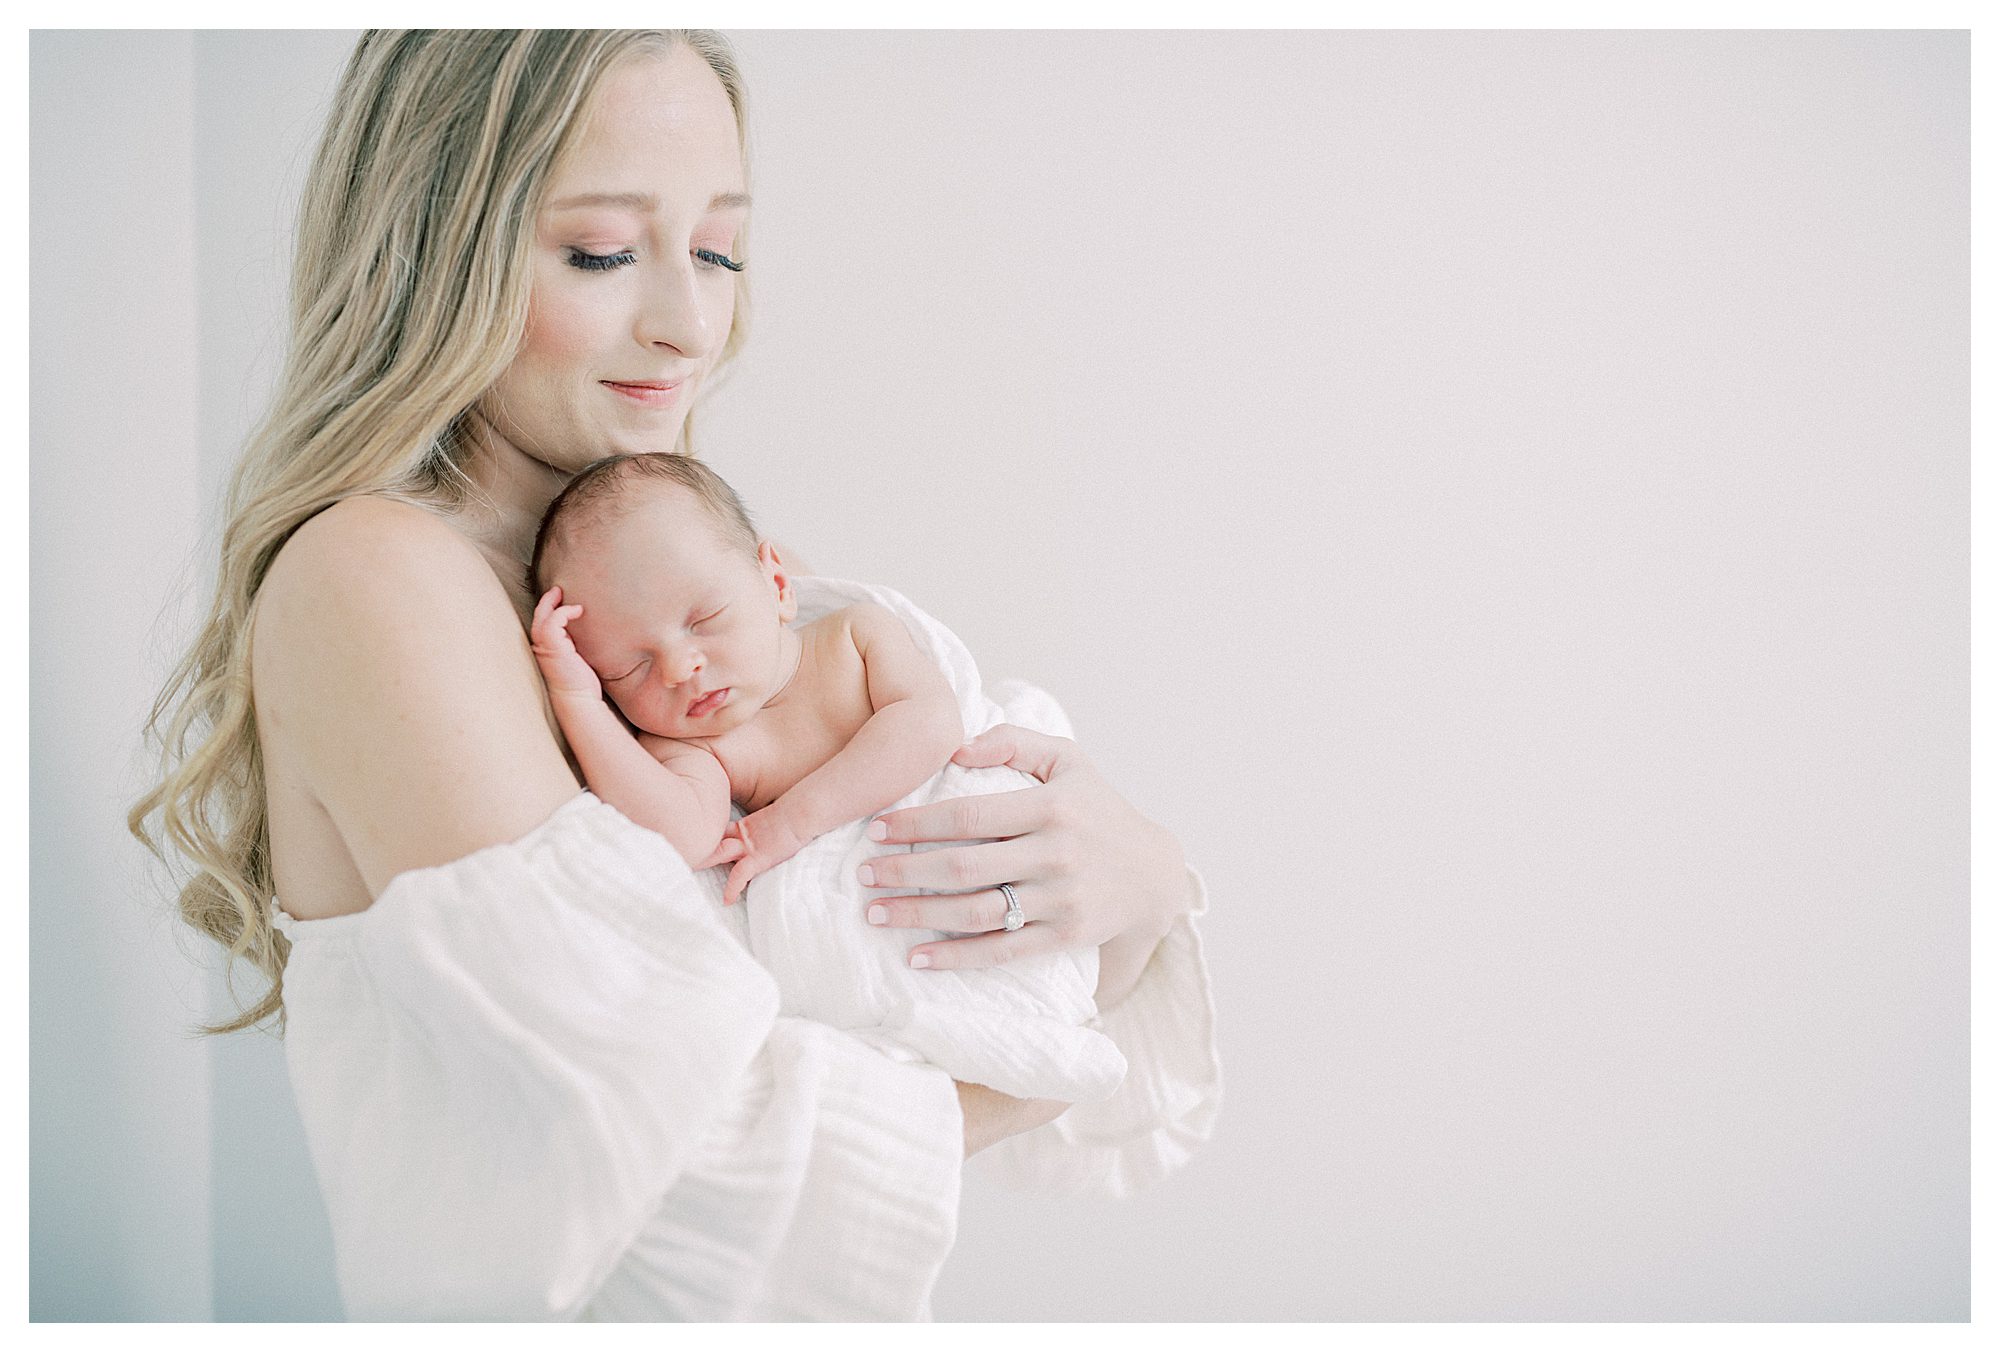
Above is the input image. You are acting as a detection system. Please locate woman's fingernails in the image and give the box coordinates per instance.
[867,905,888,925]
[866,819,888,841]
[909,952,931,969]
[858,864,875,886]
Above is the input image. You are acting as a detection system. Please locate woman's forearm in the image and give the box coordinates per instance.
[1095,910,1170,1009]
[955,1080,1068,1157]
[1094,930,1157,1012]
[1094,865,1197,1008]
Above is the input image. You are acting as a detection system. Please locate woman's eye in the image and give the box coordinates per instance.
[694,248,745,273]
[565,247,637,273]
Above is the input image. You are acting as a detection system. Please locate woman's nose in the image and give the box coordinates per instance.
[635,258,717,360]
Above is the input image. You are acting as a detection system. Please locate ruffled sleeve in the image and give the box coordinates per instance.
[275,793,963,1320]
[970,868,1221,1197]
[977,683,1224,1198]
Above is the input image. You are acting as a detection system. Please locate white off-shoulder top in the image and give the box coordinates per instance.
[271,792,1219,1321]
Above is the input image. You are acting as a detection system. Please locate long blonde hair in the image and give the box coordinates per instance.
[129,29,750,1034]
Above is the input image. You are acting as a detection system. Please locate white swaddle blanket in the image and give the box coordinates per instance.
[736,576,1128,1103]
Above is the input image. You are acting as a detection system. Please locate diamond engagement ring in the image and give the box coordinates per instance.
[998,882,1025,932]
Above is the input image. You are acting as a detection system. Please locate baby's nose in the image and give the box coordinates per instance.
[663,647,704,686]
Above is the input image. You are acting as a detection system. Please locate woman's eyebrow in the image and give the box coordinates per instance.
[549,190,752,212]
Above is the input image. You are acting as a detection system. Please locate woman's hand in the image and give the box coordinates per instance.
[859,725,1195,1005]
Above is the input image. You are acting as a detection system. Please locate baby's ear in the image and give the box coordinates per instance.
[759,540,799,622]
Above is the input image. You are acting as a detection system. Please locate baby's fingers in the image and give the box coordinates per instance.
[721,855,762,906]
[699,836,746,871]
[534,589,583,629]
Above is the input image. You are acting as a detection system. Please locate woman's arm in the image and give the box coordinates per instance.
[255,497,581,893]
[859,718,1221,1199]
[255,500,984,1317]
[956,1082,1068,1157]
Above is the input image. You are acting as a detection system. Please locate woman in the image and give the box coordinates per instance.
[132,29,1217,1320]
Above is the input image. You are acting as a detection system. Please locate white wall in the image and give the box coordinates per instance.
[31,29,1968,1321]
[712,31,1969,1319]
[30,30,213,1322]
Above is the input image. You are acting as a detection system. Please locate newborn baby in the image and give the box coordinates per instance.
[527,451,1125,1102]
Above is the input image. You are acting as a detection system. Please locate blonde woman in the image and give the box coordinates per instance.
[133,30,1218,1320]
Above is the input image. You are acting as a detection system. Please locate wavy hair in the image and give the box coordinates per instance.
[129,29,750,1033]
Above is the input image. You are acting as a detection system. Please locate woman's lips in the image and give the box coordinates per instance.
[602,379,683,407]
[686,688,729,718]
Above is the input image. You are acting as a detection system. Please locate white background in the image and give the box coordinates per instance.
[29,28,1967,1321]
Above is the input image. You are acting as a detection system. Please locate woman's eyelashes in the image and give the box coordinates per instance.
[564,246,637,272]
[562,246,744,273]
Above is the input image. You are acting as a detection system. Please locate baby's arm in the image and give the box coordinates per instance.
[722,603,963,903]
[530,588,737,871]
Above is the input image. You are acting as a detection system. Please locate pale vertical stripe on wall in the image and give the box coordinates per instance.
[30,29,213,1322]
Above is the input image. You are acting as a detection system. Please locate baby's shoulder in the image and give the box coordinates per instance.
[797,603,915,667]
[811,600,903,640]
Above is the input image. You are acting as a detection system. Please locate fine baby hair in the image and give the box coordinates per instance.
[529,451,761,599]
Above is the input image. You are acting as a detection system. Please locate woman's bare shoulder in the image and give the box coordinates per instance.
[256,495,578,896]
[265,495,492,605]
[258,496,533,685]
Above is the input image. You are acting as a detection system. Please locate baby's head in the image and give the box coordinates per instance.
[531,453,799,738]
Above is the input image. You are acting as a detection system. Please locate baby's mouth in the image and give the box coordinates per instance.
[686,688,729,718]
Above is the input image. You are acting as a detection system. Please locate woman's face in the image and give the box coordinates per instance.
[477,45,748,472]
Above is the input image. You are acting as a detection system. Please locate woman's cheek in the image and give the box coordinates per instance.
[698,280,737,374]
[519,284,609,376]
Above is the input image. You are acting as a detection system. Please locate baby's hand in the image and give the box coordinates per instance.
[719,807,811,906]
[530,586,602,701]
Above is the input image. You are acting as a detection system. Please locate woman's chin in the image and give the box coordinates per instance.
[604,426,691,459]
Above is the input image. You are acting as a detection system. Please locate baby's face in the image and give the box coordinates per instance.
[549,486,798,739]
